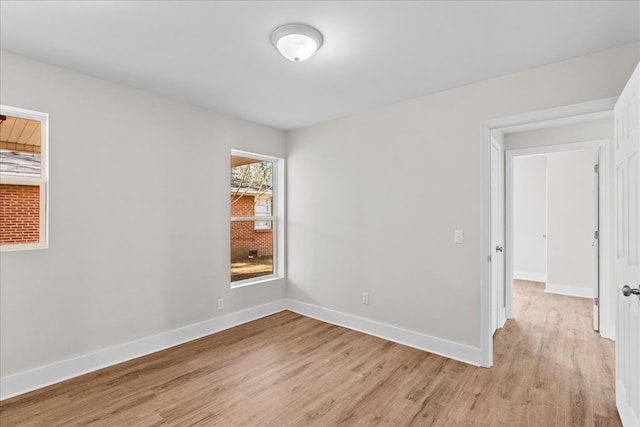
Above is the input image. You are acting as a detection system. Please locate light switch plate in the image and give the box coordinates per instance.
[454,229,464,244]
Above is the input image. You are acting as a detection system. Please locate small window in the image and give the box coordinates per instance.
[230,151,278,284]
[0,106,48,251]
[253,197,272,230]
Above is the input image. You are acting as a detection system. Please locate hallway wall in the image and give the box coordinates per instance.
[513,155,548,282]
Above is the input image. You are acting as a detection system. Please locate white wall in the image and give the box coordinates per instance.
[512,156,548,282]
[286,43,638,357]
[504,119,614,151]
[546,150,597,297]
[0,52,287,378]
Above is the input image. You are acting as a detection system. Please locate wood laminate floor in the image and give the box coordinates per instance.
[0,280,619,426]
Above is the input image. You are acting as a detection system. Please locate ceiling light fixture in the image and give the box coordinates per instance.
[271,23,323,62]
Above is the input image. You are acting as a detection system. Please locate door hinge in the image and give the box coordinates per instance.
[594,230,599,239]
[594,164,599,173]
[594,297,599,306]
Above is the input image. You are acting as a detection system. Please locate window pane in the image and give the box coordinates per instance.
[0,116,42,177]
[230,154,275,282]
[231,157,273,215]
[231,220,273,282]
[0,184,40,244]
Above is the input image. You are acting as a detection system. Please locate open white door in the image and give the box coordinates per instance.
[490,136,504,334]
[615,63,640,427]
[491,141,499,335]
[593,149,600,332]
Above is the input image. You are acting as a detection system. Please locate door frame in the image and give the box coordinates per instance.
[480,97,617,367]
[505,140,609,336]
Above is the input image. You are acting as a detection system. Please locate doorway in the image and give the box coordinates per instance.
[480,97,616,367]
[506,143,605,333]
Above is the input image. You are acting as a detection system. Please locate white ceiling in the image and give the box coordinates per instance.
[1,1,639,130]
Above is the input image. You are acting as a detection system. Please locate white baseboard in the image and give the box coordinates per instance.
[544,282,594,299]
[2,298,486,401]
[285,299,483,366]
[513,271,547,283]
[498,307,507,329]
[0,300,286,401]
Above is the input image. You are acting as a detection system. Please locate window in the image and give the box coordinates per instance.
[230,151,279,284]
[253,197,272,230]
[0,106,48,251]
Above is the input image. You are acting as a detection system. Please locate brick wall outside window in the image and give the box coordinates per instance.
[231,195,272,260]
[0,184,40,244]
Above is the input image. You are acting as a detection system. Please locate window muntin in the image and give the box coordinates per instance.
[0,107,48,251]
[230,152,277,284]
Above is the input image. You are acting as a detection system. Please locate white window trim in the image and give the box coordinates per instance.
[0,105,49,252]
[230,149,284,288]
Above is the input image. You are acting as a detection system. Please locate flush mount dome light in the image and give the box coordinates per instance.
[271,23,323,62]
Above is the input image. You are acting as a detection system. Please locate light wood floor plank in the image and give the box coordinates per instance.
[0,280,620,426]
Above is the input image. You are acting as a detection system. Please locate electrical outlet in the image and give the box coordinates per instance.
[217,298,224,310]
[362,292,369,305]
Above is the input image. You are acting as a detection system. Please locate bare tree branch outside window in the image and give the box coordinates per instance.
[231,161,273,207]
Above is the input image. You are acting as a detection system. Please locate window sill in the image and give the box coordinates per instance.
[230,274,283,289]
[1,242,48,252]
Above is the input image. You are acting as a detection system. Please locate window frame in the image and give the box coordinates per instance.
[0,105,49,252]
[230,149,283,288]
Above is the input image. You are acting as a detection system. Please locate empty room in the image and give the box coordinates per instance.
[1,1,639,426]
